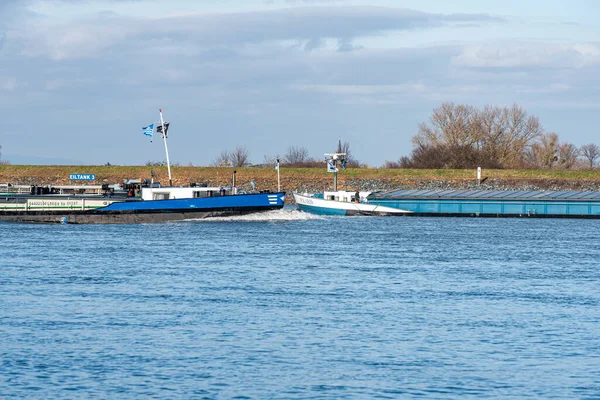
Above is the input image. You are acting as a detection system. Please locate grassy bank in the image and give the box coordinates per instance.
[1,164,600,180]
[1,165,600,197]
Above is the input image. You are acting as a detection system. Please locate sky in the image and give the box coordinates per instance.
[0,0,599,166]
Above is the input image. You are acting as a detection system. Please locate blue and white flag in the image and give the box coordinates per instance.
[142,124,154,138]
[327,160,338,173]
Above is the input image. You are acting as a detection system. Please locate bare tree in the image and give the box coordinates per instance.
[412,103,478,150]
[557,142,580,169]
[211,150,230,167]
[580,143,600,169]
[263,154,280,167]
[283,145,309,165]
[229,145,250,167]
[407,103,544,168]
[497,104,543,167]
[525,133,560,169]
[525,133,580,169]
[382,159,402,168]
[411,103,490,168]
[335,140,360,167]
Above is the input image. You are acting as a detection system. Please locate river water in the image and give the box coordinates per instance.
[1,209,599,398]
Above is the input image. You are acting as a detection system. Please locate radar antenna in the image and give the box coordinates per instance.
[324,151,347,191]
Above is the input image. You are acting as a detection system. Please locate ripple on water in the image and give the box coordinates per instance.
[1,217,599,398]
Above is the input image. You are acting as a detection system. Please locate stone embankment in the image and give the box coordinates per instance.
[2,165,600,203]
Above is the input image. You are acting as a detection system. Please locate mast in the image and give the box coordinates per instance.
[333,161,337,191]
[324,152,346,191]
[276,158,280,192]
[159,109,172,186]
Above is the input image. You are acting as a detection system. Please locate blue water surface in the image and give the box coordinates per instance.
[1,210,599,398]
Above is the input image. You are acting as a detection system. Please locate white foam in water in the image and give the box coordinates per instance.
[182,209,324,222]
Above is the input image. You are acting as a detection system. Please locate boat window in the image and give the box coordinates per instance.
[193,191,201,198]
[153,192,170,200]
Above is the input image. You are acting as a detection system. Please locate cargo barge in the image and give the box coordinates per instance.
[366,189,600,219]
[0,181,285,224]
[0,109,285,224]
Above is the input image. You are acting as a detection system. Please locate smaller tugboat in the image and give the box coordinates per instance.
[0,110,285,223]
[293,148,409,216]
[294,190,407,216]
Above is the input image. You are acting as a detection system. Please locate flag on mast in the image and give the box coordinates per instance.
[142,124,154,138]
[156,122,170,137]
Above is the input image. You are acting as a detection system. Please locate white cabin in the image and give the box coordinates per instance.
[140,186,236,201]
[322,190,371,203]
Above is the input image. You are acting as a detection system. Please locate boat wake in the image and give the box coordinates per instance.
[183,208,324,223]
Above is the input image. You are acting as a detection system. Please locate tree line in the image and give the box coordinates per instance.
[211,103,600,170]
[388,103,600,170]
[211,142,361,168]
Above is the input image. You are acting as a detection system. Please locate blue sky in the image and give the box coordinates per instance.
[0,0,598,165]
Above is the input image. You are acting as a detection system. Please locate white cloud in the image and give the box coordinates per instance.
[9,6,500,60]
[15,16,138,60]
[43,77,94,91]
[0,78,18,91]
[453,42,600,69]
[290,83,426,95]
[514,83,571,94]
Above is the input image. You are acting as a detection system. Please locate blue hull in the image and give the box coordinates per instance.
[0,192,285,224]
[100,192,285,212]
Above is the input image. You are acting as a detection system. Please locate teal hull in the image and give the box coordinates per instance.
[296,203,347,216]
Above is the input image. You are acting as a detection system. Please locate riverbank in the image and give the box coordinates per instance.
[1,165,600,202]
